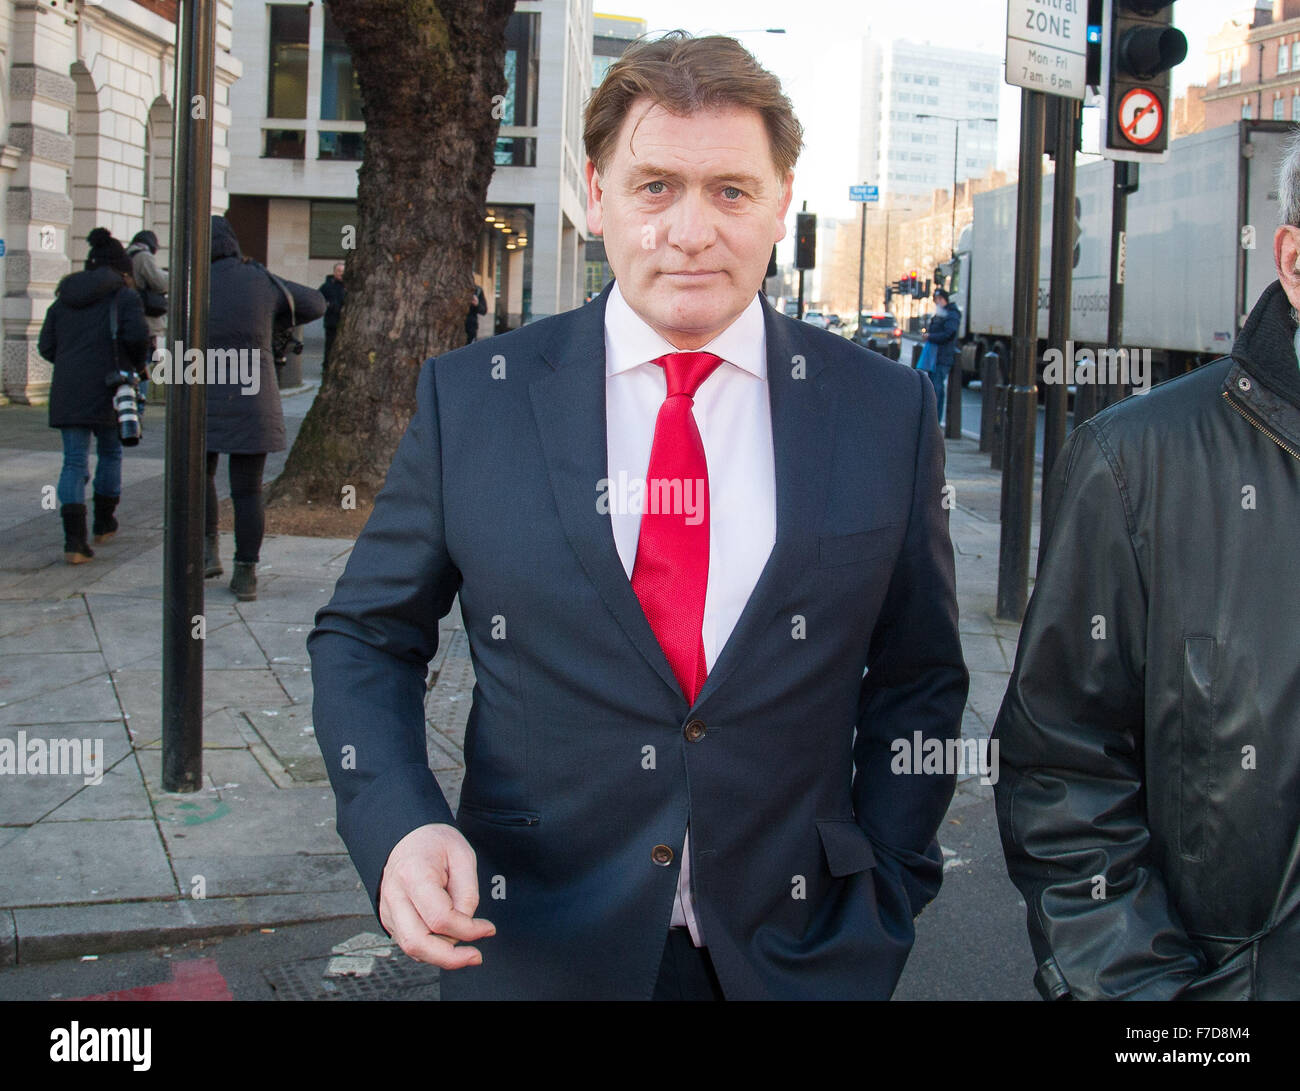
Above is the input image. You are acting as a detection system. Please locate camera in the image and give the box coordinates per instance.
[272,324,304,368]
[105,368,142,446]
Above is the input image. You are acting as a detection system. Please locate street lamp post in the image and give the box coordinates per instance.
[915,113,997,260]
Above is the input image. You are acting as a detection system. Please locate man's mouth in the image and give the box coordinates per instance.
[664,270,720,278]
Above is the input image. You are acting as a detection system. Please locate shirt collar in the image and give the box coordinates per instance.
[604,278,767,381]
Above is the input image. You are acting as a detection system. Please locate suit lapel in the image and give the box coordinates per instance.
[530,284,685,701]
[529,286,835,711]
[691,296,834,710]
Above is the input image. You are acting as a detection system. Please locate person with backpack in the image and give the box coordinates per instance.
[205,215,326,601]
[39,227,150,563]
[126,230,168,399]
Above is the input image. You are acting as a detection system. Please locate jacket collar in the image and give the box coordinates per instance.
[1231,279,1300,412]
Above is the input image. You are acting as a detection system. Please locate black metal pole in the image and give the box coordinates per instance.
[1103,161,1136,413]
[997,89,1045,622]
[951,123,959,260]
[162,0,216,793]
[1042,95,1077,536]
[857,195,866,325]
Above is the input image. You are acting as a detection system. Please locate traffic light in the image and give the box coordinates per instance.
[795,212,817,270]
[884,286,893,305]
[1102,1,1187,161]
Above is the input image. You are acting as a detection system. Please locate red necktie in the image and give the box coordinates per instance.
[631,351,723,704]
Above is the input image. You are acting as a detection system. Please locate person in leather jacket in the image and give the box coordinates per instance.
[992,135,1300,1002]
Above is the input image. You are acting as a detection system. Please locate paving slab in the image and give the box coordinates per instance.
[0,675,123,727]
[0,818,176,908]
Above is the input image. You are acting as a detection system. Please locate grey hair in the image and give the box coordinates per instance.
[1280,127,1300,227]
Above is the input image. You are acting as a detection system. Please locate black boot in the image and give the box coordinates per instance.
[204,534,223,578]
[91,492,120,544]
[60,504,94,564]
[230,561,257,601]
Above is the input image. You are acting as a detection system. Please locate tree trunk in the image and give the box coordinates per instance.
[268,0,514,506]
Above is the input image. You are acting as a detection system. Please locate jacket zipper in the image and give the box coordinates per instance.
[1222,391,1300,461]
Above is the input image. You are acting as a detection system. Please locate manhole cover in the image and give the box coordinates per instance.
[264,955,441,1001]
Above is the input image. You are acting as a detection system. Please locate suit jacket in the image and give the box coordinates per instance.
[307,281,968,1000]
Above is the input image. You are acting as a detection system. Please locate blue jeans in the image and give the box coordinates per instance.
[927,363,953,425]
[58,424,122,506]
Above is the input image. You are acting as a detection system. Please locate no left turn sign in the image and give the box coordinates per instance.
[1118,87,1164,146]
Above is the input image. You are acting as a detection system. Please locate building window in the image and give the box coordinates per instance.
[1280,42,1290,75]
[500,12,539,129]
[1275,97,1285,120]
[1292,92,1300,118]
[1242,102,1253,119]
[267,5,310,119]
[319,131,364,160]
[264,129,306,159]
[321,6,363,121]
[1293,42,1300,71]
[310,200,356,258]
[1232,51,1242,83]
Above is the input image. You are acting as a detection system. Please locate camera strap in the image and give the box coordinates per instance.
[108,287,122,375]
[263,266,297,328]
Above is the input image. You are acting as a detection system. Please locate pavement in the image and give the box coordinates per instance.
[0,358,1039,976]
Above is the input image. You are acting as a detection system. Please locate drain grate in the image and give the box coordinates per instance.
[264,955,441,1001]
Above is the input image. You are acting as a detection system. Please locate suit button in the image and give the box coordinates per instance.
[684,719,706,742]
[652,844,674,866]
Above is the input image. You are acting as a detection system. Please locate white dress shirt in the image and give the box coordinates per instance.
[603,279,776,946]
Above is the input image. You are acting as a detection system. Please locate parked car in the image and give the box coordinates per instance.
[802,310,829,329]
[852,312,902,354]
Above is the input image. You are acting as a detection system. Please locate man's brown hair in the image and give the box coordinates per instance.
[583,30,804,180]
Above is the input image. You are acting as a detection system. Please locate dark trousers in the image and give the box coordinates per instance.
[323,325,337,376]
[205,451,268,564]
[652,928,726,1001]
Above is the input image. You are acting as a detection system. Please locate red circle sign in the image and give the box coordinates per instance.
[1118,88,1164,146]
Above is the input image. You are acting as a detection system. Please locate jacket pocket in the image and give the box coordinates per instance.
[1178,635,1216,864]
[817,525,902,569]
[816,818,878,877]
[457,801,541,827]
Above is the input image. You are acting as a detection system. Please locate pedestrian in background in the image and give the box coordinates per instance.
[319,261,345,378]
[206,215,326,601]
[923,287,961,425]
[126,230,167,401]
[465,276,487,345]
[40,227,150,564]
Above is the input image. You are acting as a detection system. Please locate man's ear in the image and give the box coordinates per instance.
[1274,224,1300,310]
[774,170,794,244]
[585,160,604,237]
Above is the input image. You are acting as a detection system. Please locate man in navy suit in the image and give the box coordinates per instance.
[307,31,967,1000]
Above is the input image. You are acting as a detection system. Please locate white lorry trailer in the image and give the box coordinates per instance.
[940,120,1293,383]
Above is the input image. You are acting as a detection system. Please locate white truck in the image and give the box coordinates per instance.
[940,120,1292,383]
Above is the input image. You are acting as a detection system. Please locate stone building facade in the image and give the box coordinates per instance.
[0,0,238,405]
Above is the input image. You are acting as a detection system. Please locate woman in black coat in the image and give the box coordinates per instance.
[40,228,150,563]
[205,215,326,600]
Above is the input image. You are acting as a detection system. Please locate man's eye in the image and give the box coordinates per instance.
[644,181,667,194]
[722,186,743,200]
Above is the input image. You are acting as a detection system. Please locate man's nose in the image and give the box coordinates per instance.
[666,190,718,254]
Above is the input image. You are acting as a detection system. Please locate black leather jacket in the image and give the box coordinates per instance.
[993,280,1300,1001]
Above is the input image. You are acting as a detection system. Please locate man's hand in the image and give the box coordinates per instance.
[378,823,496,969]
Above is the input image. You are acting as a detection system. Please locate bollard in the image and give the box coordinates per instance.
[910,341,922,369]
[991,380,1008,471]
[947,344,972,440]
[979,351,999,453]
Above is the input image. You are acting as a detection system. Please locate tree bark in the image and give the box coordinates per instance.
[268,0,514,506]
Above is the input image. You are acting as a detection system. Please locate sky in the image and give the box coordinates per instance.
[606,0,1232,228]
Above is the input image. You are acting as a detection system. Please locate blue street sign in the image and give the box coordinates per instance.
[849,184,879,202]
